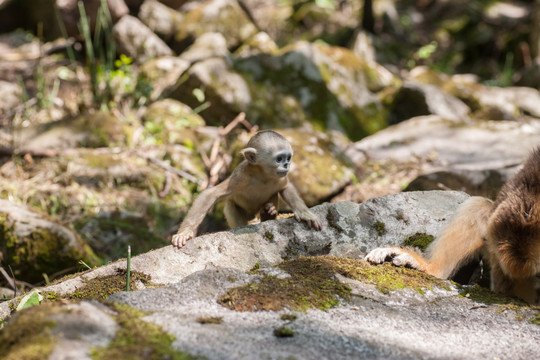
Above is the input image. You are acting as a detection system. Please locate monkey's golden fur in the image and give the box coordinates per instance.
[366,147,540,304]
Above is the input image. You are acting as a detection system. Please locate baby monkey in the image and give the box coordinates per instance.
[365,147,540,304]
[171,130,322,248]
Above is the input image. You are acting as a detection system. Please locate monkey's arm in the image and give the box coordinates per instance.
[172,179,232,248]
[280,183,322,230]
[366,196,493,279]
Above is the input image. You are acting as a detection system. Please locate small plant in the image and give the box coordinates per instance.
[126,245,131,292]
[273,326,295,338]
[196,316,223,324]
[374,220,386,236]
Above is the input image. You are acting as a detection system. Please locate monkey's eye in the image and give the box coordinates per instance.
[277,155,283,163]
[287,155,291,161]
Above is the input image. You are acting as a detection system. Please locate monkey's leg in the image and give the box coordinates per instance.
[366,197,493,279]
[224,199,251,228]
[425,196,493,278]
[260,195,279,222]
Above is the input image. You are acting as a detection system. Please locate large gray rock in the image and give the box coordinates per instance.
[3,191,539,360]
[347,115,540,172]
[0,199,99,284]
[113,15,173,62]
[138,0,183,44]
[1,190,467,314]
[390,80,470,124]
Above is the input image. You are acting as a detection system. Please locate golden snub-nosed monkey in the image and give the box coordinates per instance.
[366,147,540,304]
[171,130,322,248]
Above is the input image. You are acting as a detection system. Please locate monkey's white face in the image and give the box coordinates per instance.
[273,150,292,177]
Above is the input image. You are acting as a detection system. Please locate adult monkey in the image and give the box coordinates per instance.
[366,147,540,304]
[171,130,322,248]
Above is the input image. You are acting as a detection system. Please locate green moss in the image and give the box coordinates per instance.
[459,284,540,325]
[196,316,223,324]
[1,218,100,284]
[0,303,60,360]
[374,221,386,236]
[264,232,274,241]
[92,303,199,360]
[403,233,435,251]
[322,256,450,294]
[280,314,297,321]
[218,256,351,312]
[45,269,154,302]
[458,284,524,305]
[273,326,295,338]
[248,263,260,273]
[0,213,18,252]
[530,312,540,325]
[219,256,450,312]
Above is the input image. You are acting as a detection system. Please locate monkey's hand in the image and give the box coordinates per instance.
[294,209,323,231]
[171,229,196,248]
[365,247,421,269]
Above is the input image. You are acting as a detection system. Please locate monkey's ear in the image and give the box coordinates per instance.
[240,147,257,163]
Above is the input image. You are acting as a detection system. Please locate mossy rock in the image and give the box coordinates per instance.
[234,42,388,140]
[0,303,60,360]
[218,256,451,312]
[0,200,100,284]
[20,111,132,151]
[174,0,257,51]
[142,99,205,146]
[76,211,171,261]
[280,129,355,206]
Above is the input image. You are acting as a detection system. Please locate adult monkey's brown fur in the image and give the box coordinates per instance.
[172,130,322,248]
[366,147,540,304]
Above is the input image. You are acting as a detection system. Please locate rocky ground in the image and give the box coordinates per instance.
[1,192,539,359]
[1,0,540,359]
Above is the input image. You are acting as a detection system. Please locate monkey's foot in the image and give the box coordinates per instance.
[295,210,323,231]
[260,202,278,221]
[365,247,421,269]
[171,230,195,248]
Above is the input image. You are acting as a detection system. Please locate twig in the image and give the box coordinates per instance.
[203,112,257,188]
[0,267,16,292]
[141,154,203,186]
[159,172,173,198]
[8,265,17,297]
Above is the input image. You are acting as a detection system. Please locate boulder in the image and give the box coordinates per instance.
[113,15,173,62]
[179,32,229,63]
[0,191,468,302]
[389,80,470,124]
[138,56,190,100]
[19,112,132,151]
[138,0,183,45]
[169,57,252,125]
[347,115,540,172]
[141,99,206,145]
[2,191,539,360]
[0,199,100,284]
[173,0,258,53]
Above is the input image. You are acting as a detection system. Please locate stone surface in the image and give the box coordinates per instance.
[113,15,173,62]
